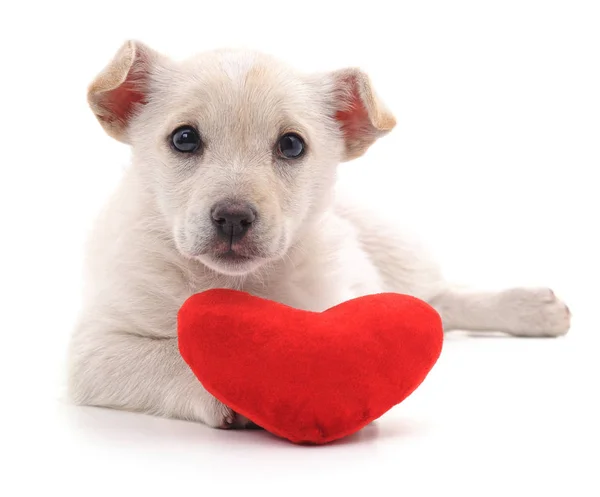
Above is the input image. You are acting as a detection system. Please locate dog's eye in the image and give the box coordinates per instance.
[277,133,305,159]
[171,126,202,153]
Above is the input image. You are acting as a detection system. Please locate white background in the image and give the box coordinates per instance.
[1,1,599,495]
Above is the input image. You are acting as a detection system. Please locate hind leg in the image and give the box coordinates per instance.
[335,197,571,337]
[428,286,571,336]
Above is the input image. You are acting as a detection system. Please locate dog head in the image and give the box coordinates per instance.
[88,41,395,275]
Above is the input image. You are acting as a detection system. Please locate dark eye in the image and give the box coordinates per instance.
[171,126,201,153]
[277,133,305,159]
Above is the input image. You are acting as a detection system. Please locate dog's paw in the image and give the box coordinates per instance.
[497,287,571,337]
[216,411,262,430]
[197,395,261,430]
[193,394,237,429]
[228,413,262,430]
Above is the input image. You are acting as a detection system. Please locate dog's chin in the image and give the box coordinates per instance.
[195,252,270,276]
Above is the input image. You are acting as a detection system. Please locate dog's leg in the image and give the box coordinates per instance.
[68,326,251,428]
[427,286,571,336]
[335,198,571,337]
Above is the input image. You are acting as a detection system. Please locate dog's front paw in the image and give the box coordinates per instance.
[195,393,260,430]
[229,413,262,430]
[193,394,237,429]
[497,287,571,337]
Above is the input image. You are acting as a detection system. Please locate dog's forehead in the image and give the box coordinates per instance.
[161,50,319,121]
[193,49,287,80]
[215,50,263,84]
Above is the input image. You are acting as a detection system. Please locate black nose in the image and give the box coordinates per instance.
[211,201,256,241]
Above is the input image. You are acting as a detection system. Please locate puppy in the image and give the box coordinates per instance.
[68,41,570,428]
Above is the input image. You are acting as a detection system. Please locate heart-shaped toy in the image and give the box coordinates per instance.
[178,289,443,444]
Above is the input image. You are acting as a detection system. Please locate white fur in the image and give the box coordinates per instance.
[68,42,571,429]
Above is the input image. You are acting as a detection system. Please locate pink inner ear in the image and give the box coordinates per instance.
[335,78,371,141]
[101,79,146,125]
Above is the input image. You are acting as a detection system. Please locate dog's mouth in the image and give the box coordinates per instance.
[213,250,255,263]
[193,242,270,275]
[176,222,286,275]
[210,238,267,260]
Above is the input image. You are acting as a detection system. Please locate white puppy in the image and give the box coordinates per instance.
[68,41,571,428]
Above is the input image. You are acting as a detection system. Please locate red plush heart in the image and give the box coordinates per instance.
[178,289,443,444]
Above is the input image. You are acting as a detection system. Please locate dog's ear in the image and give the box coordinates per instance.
[326,68,396,161]
[88,40,160,143]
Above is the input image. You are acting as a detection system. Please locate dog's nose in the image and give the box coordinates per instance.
[211,201,256,240]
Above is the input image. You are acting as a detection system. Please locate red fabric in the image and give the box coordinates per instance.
[178,289,443,444]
